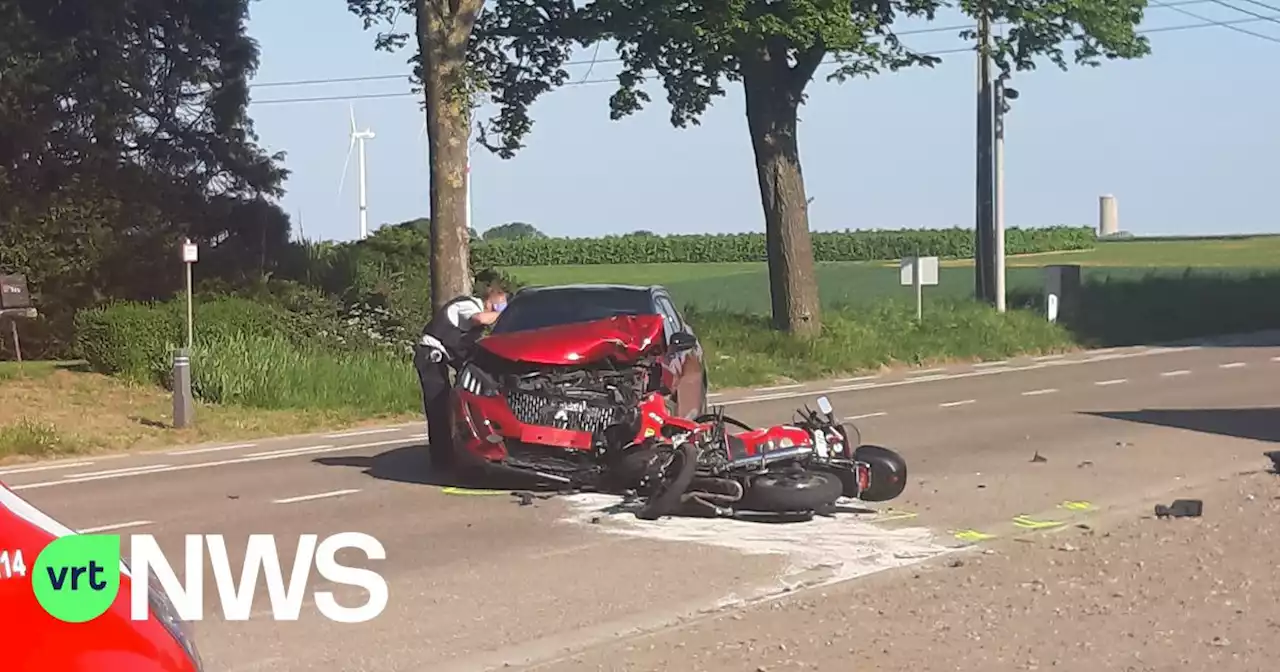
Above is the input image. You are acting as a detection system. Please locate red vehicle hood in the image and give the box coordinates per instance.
[478,314,666,366]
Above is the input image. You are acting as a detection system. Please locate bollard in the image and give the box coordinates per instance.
[1043,265,1082,324]
[172,348,195,428]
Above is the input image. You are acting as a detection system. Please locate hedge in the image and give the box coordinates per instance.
[73,297,319,384]
[470,226,1095,267]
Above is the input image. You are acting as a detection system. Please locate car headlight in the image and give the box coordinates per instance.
[123,559,204,671]
[456,363,499,397]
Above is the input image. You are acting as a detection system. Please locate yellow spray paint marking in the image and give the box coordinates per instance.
[874,510,918,522]
[1059,500,1095,512]
[441,487,510,496]
[1011,515,1066,530]
[953,529,996,542]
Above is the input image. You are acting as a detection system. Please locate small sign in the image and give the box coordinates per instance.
[899,256,939,286]
[0,274,32,309]
[181,241,198,263]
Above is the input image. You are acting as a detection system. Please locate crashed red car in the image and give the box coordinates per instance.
[450,283,707,486]
[0,481,203,672]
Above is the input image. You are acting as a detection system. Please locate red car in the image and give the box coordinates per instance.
[0,482,203,672]
[451,283,708,485]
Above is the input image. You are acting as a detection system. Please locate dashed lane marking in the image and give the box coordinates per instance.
[324,427,403,438]
[64,465,172,479]
[1095,378,1127,386]
[845,411,887,420]
[1219,362,1247,369]
[1021,388,1058,396]
[272,489,361,505]
[77,520,154,534]
[939,399,976,408]
[1161,369,1191,377]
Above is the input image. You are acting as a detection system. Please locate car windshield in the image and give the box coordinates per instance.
[491,287,655,334]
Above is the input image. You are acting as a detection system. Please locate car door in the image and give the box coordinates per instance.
[652,291,705,417]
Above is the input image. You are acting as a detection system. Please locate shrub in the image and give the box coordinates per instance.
[470,226,1095,267]
[73,296,324,383]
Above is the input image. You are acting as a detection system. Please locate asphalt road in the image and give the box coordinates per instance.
[7,335,1280,671]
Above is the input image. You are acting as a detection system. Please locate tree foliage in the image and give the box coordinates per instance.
[572,0,1150,335]
[0,0,292,355]
[483,221,545,240]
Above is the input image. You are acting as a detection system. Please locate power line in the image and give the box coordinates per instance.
[248,0,1231,91]
[251,14,1279,106]
[1154,0,1280,42]
[1206,0,1280,24]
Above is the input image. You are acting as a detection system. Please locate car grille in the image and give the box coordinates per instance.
[504,391,619,434]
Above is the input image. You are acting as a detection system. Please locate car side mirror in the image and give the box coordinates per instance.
[669,331,698,353]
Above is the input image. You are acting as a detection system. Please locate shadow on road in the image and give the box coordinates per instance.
[1085,407,1280,443]
[311,444,560,492]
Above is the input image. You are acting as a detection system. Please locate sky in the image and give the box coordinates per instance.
[243,1,1279,243]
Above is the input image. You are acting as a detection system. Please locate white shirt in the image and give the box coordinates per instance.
[418,296,485,354]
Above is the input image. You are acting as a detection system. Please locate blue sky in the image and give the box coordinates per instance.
[244,1,1279,243]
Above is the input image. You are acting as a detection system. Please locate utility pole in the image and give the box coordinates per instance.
[974,10,995,304]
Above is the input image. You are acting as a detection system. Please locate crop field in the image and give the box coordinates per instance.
[508,236,1280,313]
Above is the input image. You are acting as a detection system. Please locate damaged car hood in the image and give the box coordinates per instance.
[478,314,666,366]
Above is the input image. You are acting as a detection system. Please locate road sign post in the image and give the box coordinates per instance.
[900,256,939,321]
[175,240,198,428]
[181,239,198,350]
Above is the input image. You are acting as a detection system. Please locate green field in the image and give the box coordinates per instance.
[508,236,1280,313]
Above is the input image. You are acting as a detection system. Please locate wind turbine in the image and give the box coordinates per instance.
[339,105,376,239]
[419,120,473,236]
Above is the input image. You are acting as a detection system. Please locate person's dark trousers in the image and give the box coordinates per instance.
[413,345,455,471]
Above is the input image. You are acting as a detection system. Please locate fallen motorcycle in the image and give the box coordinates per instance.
[635,395,908,520]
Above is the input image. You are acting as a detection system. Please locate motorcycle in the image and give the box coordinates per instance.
[634,395,908,520]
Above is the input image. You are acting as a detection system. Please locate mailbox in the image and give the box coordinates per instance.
[0,274,32,310]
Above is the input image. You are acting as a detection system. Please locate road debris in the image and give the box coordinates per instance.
[1155,499,1203,519]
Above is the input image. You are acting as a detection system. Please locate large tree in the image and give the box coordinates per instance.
[576,0,1150,336]
[346,0,576,309]
[0,0,289,305]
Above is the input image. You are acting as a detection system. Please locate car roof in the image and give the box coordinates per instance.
[513,283,662,296]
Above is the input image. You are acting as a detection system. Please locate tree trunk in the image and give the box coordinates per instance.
[418,0,482,311]
[741,54,822,338]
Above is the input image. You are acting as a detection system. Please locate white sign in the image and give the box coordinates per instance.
[181,242,198,263]
[899,256,939,286]
[130,532,388,623]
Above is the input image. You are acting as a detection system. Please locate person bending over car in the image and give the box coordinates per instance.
[414,281,508,471]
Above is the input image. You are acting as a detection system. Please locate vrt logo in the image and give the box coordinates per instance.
[32,532,388,623]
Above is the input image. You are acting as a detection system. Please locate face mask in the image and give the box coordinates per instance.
[493,300,507,313]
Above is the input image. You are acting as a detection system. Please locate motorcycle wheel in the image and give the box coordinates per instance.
[635,442,699,521]
[737,468,843,513]
[853,444,908,502]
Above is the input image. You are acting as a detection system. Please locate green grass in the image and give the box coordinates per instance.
[508,236,1280,314]
[0,418,84,458]
[190,332,421,413]
[696,300,1077,387]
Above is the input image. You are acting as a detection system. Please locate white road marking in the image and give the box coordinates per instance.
[273,489,361,505]
[78,520,153,534]
[244,444,334,458]
[1272,356,1280,362]
[1033,354,1065,361]
[1161,369,1191,377]
[12,436,424,491]
[324,427,403,439]
[939,399,976,408]
[754,383,803,392]
[972,360,1009,368]
[1095,379,1127,386]
[1021,388,1058,396]
[706,393,723,398]
[836,375,879,383]
[0,461,95,476]
[1219,362,1247,369]
[64,464,172,479]
[845,412,887,420]
[721,345,1200,407]
[166,443,257,456]
[907,367,947,376]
